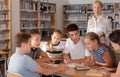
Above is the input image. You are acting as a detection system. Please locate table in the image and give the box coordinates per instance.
[54,64,105,77]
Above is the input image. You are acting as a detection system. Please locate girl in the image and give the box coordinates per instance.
[84,32,116,67]
[42,29,64,64]
[99,30,120,77]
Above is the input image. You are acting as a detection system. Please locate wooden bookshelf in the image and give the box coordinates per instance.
[63,3,120,38]
[19,0,56,41]
[20,0,39,33]
[0,0,11,57]
[63,4,87,38]
[39,2,56,41]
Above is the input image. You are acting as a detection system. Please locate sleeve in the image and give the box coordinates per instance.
[41,43,48,52]
[63,39,70,54]
[85,48,90,56]
[24,56,39,72]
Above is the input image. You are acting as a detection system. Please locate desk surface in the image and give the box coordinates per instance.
[57,67,104,77]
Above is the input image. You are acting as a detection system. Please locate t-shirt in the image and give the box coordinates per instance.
[63,37,90,60]
[91,45,116,67]
[8,51,40,77]
[28,48,42,59]
[42,42,64,59]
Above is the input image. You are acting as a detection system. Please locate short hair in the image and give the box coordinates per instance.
[109,30,120,45]
[93,0,103,7]
[15,32,31,47]
[66,24,79,33]
[85,32,101,44]
[30,30,40,37]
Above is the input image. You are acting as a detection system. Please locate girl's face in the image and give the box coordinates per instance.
[110,41,120,52]
[51,32,61,45]
[31,34,41,48]
[93,3,103,16]
[84,38,97,51]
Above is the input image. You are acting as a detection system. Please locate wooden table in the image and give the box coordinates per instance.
[56,65,105,77]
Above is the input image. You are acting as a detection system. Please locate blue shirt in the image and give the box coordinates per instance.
[8,51,40,77]
[91,45,116,67]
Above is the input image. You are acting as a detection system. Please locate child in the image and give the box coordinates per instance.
[8,32,66,77]
[84,32,116,67]
[63,24,90,63]
[99,30,120,77]
[42,29,64,64]
[28,31,51,63]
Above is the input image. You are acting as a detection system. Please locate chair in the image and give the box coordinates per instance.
[7,71,22,77]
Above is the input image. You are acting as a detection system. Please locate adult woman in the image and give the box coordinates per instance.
[87,0,111,45]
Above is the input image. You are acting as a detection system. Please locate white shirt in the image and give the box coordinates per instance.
[63,37,90,60]
[87,15,111,45]
[42,42,65,59]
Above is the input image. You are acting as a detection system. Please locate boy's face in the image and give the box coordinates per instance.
[68,30,80,44]
[31,34,41,48]
[51,32,61,45]
[23,39,31,54]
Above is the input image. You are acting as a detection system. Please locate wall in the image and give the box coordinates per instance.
[11,0,120,52]
[11,0,20,52]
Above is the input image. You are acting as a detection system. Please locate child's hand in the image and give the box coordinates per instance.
[63,58,71,64]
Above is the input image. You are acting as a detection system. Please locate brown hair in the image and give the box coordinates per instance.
[109,30,120,45]
[15,32,31,47]
[30,30,40,37]
[85,32,101,44]
[93,0,103,7]
[47,29,62,50]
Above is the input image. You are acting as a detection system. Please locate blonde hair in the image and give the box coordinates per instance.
[93,0,103,7]
[47,29,62,50]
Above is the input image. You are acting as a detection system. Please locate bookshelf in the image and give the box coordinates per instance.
[20,0,39,33]
[19,0,56,41]
[62,3,120,38]
[0,0,11,57]
[39,2,56,41]
[63,4,87,38]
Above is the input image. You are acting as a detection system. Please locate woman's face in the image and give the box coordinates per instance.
[84,38,96,51]
[110,41,120,52]
[51,32,61,45]
[93,3,103,16]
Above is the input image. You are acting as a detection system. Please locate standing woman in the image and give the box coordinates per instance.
[99,30,120,77]
[87,0,111,45]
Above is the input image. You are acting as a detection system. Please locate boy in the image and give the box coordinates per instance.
[63,24,90,63]
[8,32,66,77]
[28,31,51,63]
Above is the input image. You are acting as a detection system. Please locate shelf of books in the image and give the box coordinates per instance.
[0,0,11,57]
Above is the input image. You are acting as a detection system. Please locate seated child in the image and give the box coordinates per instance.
[84,32,116,67]
[28,31,51,63]
[42,29,64,64]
